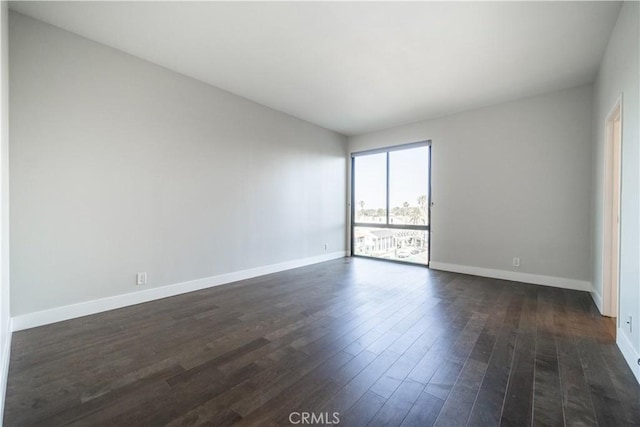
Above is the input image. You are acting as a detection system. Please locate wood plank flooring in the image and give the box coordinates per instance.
[4,257,639,426]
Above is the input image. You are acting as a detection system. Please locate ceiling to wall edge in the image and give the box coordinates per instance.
[8,6,612,138]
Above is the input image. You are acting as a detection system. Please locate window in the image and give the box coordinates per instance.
[351,142,431,265]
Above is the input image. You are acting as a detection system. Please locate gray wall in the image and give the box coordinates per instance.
[0,0,11,412]
[9,12,347,316]
[349,85,593,283]
[591,2,639,355]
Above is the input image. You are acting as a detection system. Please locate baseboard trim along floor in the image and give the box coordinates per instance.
[429,261,591,292]
[11,251,348,331]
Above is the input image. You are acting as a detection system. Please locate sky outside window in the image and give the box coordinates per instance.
[353,153,387,222]
[389,146,429,224]
[354,146,429,223]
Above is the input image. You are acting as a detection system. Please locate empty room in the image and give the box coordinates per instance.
[0,1,638,426]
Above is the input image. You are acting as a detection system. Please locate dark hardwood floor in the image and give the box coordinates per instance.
[5,257,639,426]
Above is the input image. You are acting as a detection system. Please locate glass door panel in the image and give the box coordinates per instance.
[389,147,429,226]
[353,153,387,224]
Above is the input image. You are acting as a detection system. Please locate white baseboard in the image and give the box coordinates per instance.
[590,286,603,314]
[429,261,591,292]
[11,251,347,332]
[0,320,12,425]
[617,328,640,384]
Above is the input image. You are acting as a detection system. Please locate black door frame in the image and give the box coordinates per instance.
[350,140,432,267]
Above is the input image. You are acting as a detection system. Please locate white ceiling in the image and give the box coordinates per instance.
[10,1,621,136]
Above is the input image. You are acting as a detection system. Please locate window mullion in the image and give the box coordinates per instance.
[386,152,390,226]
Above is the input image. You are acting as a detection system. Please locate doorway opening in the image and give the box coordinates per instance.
[602,97,622,324]
[351,141,431,266]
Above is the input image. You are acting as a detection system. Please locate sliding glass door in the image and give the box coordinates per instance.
[351,142,431,265]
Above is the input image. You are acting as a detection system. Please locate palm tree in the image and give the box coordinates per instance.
[358,200,365,218]
[409,207,423,224]
[417,195,427,211]
[417,195,427,221]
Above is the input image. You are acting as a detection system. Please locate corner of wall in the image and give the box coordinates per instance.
[590,285,603,314]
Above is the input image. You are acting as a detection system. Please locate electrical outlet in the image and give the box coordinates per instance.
[512,257,520,267]
[136,272,147,285]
